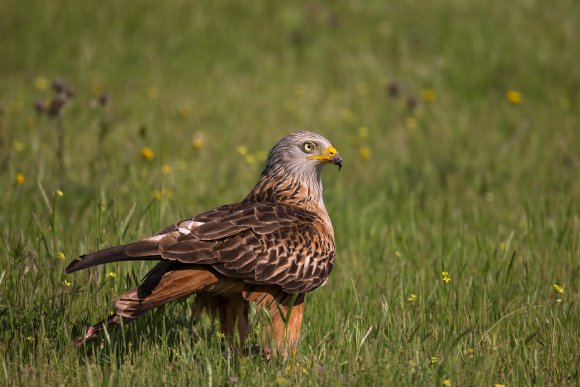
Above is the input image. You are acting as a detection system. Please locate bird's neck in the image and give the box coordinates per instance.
[244,165,327,214]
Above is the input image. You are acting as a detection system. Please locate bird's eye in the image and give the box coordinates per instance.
[303,142,317,152]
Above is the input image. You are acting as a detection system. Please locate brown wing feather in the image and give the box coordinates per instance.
[156,203,334,293]
[155,203,241,235]
[69,202,334,293]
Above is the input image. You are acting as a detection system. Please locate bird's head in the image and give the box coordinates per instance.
[264,131,343,176]
[248,131,342,209]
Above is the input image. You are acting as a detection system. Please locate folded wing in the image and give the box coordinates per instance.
[67,203,335,294]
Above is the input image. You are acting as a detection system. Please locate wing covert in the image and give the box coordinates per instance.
[155,203,334,293]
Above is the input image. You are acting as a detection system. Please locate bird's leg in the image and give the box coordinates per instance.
[217,295,250,348]
[262,293,305,357]
[242,287,306,358]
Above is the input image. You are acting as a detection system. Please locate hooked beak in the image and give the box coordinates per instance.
[308,145,343,171]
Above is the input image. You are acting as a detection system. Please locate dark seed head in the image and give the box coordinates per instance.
[52,79,65,93]
[34,100,46,115]
[406,96,418,111]
[387,81,401,98]
[47,94,67,117]
[64,87,75,98]
[98,93,109,107]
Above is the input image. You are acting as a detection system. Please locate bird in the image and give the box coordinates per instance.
[66,131,342,356]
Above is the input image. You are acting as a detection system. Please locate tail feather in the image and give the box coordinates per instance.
[65,240,160,274]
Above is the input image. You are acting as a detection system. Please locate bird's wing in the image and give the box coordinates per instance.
[155,203,241,235]
[64,203,241,273]
[156,203,335,294]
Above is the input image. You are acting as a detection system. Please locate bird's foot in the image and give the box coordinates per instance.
[74,326,96,347]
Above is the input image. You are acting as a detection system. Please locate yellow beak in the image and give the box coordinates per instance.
[308,145,343,170]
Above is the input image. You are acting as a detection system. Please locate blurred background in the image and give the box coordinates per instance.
[2,1,579,195]
[0,1,578,385]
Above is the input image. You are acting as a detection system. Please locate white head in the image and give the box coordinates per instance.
[247,131,342,210]
[263,131,342,178]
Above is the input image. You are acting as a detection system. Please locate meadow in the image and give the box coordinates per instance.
[0,0,578,385]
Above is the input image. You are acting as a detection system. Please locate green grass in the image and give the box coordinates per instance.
[1,0,578,385]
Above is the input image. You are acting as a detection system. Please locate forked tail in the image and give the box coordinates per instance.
[65,240,160,274]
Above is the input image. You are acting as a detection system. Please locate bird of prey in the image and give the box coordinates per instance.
[66,131,342,356]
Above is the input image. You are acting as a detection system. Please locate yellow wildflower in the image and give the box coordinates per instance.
[161,164,172,175]
[35,76,49,91]
[141,147,155,161]
[421,89,436,102]
[12,142,25,152]
[405,117,416,129]
[27,336,34,342]
[407,294,417,303]
[358,146,371,160]
[442,271,451,283]
[55,189,64,197]
[442,379,452,386]
[63,280,71,287]
[394,250,401,257]
[244,154,256,165]
[494,384,506,387]
[16,173,25,185]
[192,136,204,150]
[237,146,248,156]
[430,356,438,364]
[57,252,66,260]
[358,126,369,138]
[106,271,117,279]
[553,284,564,294]
[506,90,522,104]
[152,189,173,201]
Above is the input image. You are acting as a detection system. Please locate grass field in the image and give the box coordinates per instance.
[1,0,579,385]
